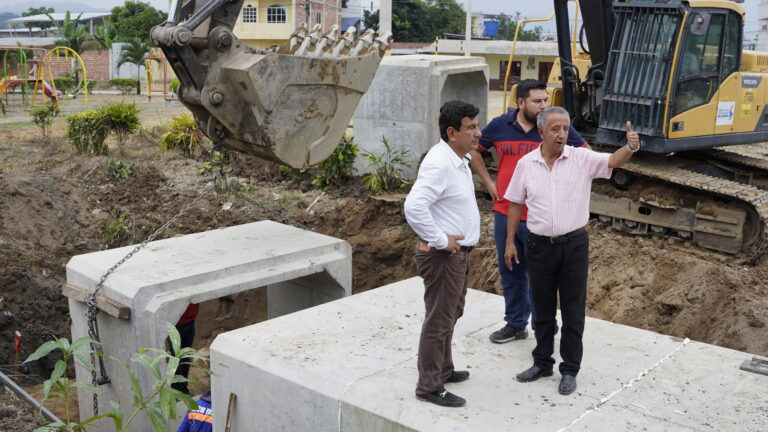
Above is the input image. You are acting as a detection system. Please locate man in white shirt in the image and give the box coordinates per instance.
[404,100,482,407]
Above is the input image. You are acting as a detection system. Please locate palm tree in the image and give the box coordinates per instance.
[94,16,118,49]
[117,38,152,95]
[48,11,92,54]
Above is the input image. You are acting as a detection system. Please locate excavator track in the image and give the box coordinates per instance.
[590,154,768,257]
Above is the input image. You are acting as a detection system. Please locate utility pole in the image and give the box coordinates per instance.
[380,0,391,35]
[464,0,471,56]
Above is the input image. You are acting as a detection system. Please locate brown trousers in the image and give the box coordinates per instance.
[414,246,471,394]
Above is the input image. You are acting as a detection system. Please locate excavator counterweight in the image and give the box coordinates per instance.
[152,0,391,168]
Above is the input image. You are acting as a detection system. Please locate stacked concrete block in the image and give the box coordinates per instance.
[353,55,489,179]
[65,221,351,431]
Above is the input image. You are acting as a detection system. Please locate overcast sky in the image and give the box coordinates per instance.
[0,0,761,35]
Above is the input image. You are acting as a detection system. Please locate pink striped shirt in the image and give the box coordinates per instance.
[504,145,612,237]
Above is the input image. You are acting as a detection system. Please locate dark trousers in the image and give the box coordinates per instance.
[171,320,196,394]
[415,246,470,394]
[494,212,531,328]
[526,228,588,376]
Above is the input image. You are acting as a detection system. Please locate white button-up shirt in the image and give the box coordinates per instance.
[504,145,612,237]
[404,140,481,249]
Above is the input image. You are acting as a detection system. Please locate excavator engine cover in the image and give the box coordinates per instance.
[152,0,391,168]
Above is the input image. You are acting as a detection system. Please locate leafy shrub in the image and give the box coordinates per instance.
[109,78,138,95]
[169,78,180,93]
[66,110,109,155]
[101,102,141,154]
[30,103,61,141]
[362,136,412,193]
[106,160,134,180]
[311,135,358,188]
[53,77,76,93]
[103,212,133,248]
[159,114,204,157]
[24,323,209,432]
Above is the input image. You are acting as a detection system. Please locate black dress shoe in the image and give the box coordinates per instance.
[446,370,470,383]
[416,388,466,407]
[558,375,577,395]
[516,365,554,382]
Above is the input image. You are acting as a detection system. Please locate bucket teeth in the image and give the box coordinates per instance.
[372,31,393,55]
[350,28,375,56]
[277,23,307,54]
[309,24,339,57]
[295,24,323,56]
[327,26,357,57]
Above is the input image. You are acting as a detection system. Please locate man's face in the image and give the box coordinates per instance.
[449,116,482,155]
[518,89,549,124]
[539,113,570,154]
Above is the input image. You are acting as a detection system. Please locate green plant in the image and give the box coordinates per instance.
[103,212,133,248]
[24,323,209,432]
[53,77,76,93]
[106,160,134,180]
[108,78,138,95]
[117,38,152,95]
[101,102,141,154]
[311,135,358,188]
[362,136,412,193]
[160,114,204,157]
[66,110,109,155]
[30,103,61,141]
[168,79,180,94]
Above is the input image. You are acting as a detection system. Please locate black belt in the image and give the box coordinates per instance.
[418,238,474,253]
[528,228,585,244]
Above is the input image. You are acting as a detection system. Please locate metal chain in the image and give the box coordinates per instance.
[85,182,216,415]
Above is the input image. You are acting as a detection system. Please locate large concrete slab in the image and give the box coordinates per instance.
[210,277,767,431]
[353,55,489,179]
[65,221,351,430]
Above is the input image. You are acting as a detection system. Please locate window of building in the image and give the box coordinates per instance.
[267,4,287,23]
[243,4,258,23]
[316,11,322,25]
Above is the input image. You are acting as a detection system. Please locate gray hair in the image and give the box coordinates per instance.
[536,106,570,130]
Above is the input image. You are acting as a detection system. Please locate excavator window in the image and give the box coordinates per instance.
[672,12,725,116]
[720,12,741,82]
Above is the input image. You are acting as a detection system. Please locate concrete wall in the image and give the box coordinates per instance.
[353,55,488,179]
[46,48,111,82]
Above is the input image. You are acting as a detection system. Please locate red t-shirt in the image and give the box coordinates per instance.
[177,303,199,325]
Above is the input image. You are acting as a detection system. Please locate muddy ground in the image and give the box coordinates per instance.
[1,95,767,430]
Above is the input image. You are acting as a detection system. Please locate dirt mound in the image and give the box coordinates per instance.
[588,225,768,355]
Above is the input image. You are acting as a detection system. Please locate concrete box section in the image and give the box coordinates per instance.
[353,55,489,179]
[65,221,351,429]
[210,277,767,432]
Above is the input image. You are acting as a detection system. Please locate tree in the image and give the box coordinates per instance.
[496,12,543,42]
[111,1,167,41]
[22,7,55,31]
[363,9,379,32]
[94,16,118,49]
[49,11,93,54]
[392,0,465,42]
[117,38,152,95]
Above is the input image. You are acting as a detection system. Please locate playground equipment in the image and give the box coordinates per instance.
[145,48,174,101]
[0,46,57,113]
[32,46,89,107]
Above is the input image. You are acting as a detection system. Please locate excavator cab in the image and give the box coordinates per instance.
[556,0,768,153]
[151,0,391,168]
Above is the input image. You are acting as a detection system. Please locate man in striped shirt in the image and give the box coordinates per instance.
[503,106,639,395]
[470,80,587,345]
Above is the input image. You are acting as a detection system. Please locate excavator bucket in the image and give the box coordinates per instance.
[152,0,391,168]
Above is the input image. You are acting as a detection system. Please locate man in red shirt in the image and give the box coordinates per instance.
[470,80,586,344]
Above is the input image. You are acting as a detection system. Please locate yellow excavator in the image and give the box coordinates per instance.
[546,0,768,255]
[151,0,391,169]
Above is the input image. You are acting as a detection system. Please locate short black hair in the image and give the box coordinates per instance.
[515,79,547,103]
[439,101,480,142]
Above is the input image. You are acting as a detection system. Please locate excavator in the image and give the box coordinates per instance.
[150,0,391,169]
[546,0,768,255]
